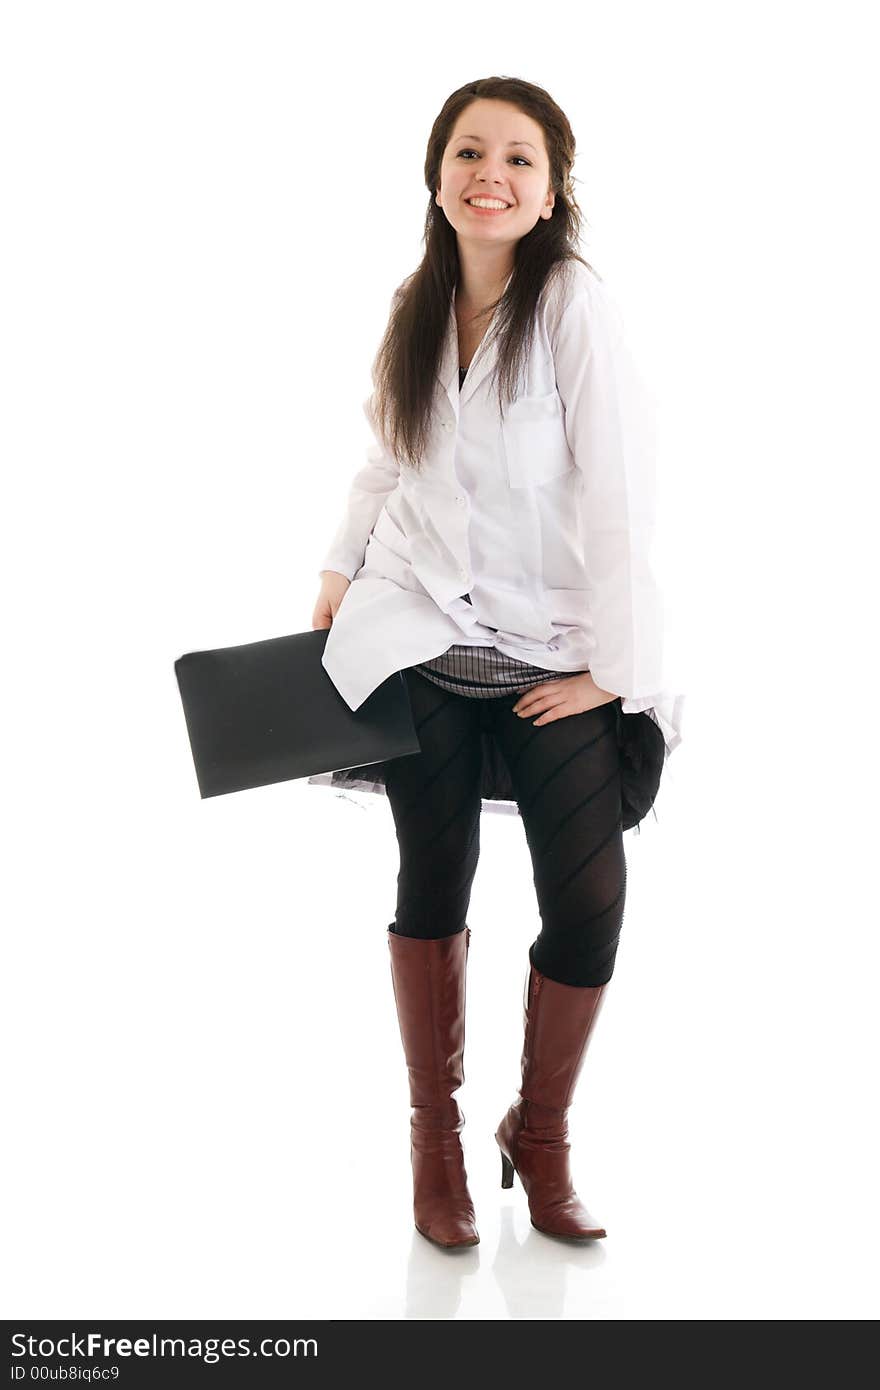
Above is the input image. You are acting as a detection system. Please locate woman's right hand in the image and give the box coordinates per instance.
[312,570,351,630]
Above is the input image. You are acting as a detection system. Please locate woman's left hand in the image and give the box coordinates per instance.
[511,673,618,726]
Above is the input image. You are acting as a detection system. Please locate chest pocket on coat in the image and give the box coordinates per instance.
[501,390,573,488]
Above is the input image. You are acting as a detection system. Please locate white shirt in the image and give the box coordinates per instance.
[318,260,685,756]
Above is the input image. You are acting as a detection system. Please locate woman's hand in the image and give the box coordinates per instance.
[312,570,351,630]
[511,673,618,726]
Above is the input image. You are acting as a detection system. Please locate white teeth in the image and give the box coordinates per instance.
[467,198,510,209]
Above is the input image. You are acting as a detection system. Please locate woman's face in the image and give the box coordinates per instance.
[436,99,555,252]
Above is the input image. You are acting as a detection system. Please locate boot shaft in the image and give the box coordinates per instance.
[387,926,471,1108]
[520,965,607,1112]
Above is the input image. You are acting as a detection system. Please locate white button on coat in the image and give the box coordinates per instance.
[318,260,685,756]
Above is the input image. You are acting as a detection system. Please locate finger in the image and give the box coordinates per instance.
[512,683,554,711]
[522,697,567,722]
[533,705,572,725]
[514,696,549,717]
[513,689,558,715]
[536,698,606,723]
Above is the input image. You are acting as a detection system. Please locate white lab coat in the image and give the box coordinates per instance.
[318,260,684,756]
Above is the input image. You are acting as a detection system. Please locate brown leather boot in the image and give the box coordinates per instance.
[495,960,608,1241]
[387,925,479,1249]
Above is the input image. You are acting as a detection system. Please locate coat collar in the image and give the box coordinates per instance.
[438,270,514,415]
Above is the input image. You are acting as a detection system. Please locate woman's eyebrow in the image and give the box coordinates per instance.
[453,135,537,151]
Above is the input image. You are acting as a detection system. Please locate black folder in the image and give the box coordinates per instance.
[174,627,420,799]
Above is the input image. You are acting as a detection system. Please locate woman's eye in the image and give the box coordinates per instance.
[456,150,530,166]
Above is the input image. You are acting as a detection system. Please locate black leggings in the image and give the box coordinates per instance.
[384,667,627,987]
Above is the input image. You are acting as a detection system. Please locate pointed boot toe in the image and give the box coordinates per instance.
[530,1196,606,1241]
[417,1206,480,1248]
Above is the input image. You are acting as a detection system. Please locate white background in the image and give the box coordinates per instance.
[2,0,878,1320]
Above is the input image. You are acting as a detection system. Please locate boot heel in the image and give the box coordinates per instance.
[500,1151,515,1189]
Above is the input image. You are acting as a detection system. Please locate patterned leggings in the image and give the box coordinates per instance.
[383,667,627,987]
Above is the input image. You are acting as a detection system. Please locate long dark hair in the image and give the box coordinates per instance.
[371,76,596,472]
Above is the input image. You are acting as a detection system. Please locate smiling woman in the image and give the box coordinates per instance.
[439,121,555,272]
[309,74,685,1252]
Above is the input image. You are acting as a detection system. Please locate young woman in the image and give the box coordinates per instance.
[311,77,684,1249]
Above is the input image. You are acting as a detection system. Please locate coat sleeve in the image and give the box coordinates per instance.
[550,270,665,705]
[317,389,402,582]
